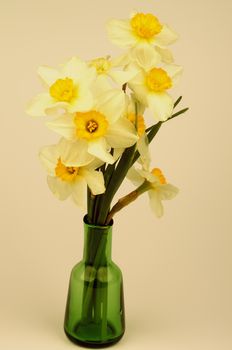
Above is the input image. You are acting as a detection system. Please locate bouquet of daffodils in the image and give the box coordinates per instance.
[27,11,188,226]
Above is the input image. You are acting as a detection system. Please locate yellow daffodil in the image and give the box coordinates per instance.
[107,12,178,63]
[46,89,138,164]
[39,138,105,207]
[27,57,96,117]
[128,60,183,122]
[127,166,178,217]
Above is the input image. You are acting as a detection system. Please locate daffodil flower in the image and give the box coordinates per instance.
[27,57,96,117]
[89,55,137,88]
[125,96,150,169]
[128,61,183,122]
[127,166,178,217]
[46,89,138,164]
[39,138,105,207]
[107,12,178,63]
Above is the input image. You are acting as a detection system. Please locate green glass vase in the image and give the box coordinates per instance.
[64,215,125,347]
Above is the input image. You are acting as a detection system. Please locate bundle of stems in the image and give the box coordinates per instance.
[87,95,188,226]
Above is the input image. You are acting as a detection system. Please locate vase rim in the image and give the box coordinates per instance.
[83,215,114,229]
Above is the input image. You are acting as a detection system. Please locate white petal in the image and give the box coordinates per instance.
[137,134,151,171]
[107,19,137,48]
[111,52,131,67]
[26,93,54,117]
[85,158,105,171]
[155,24,179,47]
[39,144,60,175]
[46,114,76,140]
[113,148,124,161]
[80,169,105,195]
[37,66,60,86]
[127,167,144,186]
[106,118,138,148]
[129,82,149,106]
[148,190,164,218]
[131,44,161,71]
[109,69,137,85]
[88,138,115,164]
[147,92,174,122]
[128,94,146,115]
[136,169,156,183]
[68,87,93,113]
[92,75,112,98]
[155,47,174,64]
[127,67,145,86]
[57,138,93,167]
[95,89,126,124]
[158,183,179,200]
[47,176,73,200]
[164,64,183,85]
[61,57,96,83]
[71,177,86,207]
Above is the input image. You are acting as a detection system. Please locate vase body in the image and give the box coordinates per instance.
[64,216,125,347]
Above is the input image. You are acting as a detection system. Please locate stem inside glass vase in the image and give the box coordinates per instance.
[64,215,125,347]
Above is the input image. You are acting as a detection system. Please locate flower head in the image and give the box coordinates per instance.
[39,138,105,207]
[27,57,96,117]
[107,12,178,63]
[128,60,182,122]
[127,166,178,217]
[46,89,138,164]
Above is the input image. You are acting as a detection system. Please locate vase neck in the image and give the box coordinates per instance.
[83,219,113,265]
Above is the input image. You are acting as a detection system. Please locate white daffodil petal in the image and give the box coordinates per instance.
[92,75,112,98]
[96,89,126,124]
[47,176,72,200]
[39,144,60,175]
[111,52,131,67]
[26,93,54,117]
[164,64,183,85]
[136,169,157,183]
[85,158,105,171]
[57,138,93,167]
[88,138,115,164]
[80,169,105,195]
[155,47,174,64]
[137,134,151,171]
[128,69,145,86]
[147,92,174,122]
[148,190,164,218]
[131,44,161,71]
[68,87,93,113]
[155,24,179,47]
[158,184,179,200]
[37,66,60,86]
[129,83,149,106]
[107,19,137,48]
[71,177,86,207]
[109,69,137,85]
[106,118,138,148]
[127,167,144,186]
[46,114,76,140]
[128,94,146,115]
[113,148,124,162]
[61,57,90,80]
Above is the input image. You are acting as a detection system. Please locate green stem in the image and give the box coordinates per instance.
[87,188,95,224]
[81,232,107,323]
[95,144,137,225]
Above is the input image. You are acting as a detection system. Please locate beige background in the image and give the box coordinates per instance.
[1,0,232,349]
